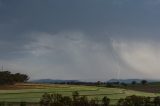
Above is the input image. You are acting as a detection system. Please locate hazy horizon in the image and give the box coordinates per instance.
[1,0,160,81]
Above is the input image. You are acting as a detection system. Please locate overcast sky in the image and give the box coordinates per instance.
[1,0,160,81]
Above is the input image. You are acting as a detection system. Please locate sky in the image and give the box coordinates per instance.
[1,0,160,81]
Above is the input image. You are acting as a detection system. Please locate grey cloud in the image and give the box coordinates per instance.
[1,31,145,81]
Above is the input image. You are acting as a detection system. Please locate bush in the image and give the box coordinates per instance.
[0,102,5,106]
[72,91,79,101]
[144,97,152,106]
[61,96,72,106]
[89,98,99,106]
[102,96,110,106]
[78,96,89,106]
[40,93,51,106]
[117,95,153,106]
[20,101,26,106]
[154,96,160,106]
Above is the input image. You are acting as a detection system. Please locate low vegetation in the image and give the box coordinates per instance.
[40,92,160,106]
[40,91,110,106]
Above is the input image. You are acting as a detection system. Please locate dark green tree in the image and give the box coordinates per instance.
[131,81,136,85]
[0,71,29,85]
[141,80,147,85]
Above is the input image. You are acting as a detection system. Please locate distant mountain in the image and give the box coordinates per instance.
[107,79,159,84]
[30,78,160,84]
[30,79,80,83]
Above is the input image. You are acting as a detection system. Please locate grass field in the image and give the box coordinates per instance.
[0,83,159,105]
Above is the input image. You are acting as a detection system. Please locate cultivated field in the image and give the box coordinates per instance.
[0,83,159,105]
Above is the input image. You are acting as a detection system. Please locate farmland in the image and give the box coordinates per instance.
[0,83,159,105]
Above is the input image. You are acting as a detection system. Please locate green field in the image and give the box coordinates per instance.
[0,84,159,105]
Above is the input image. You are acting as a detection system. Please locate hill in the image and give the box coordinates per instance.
[107,79,159,84]
[30,79,80,83]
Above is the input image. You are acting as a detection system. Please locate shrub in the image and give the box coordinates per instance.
[40,93,51,106]
[72,91,79,101]
[117,95,152,106]
[61,96,72,106]
[89,98,99,106]
[20,101,26,106]
[154,96,160,106]
[102,96,110,106]
[0,102,5,106]
[40,91,110,106]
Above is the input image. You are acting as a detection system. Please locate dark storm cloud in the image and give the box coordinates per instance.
[1,0,160,80]
[1,0,160,38]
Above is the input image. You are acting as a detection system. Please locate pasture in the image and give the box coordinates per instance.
[0,83,159,105]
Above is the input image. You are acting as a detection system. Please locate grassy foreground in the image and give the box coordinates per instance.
[0,83,159,104]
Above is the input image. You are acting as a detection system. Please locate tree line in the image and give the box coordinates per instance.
[43,80,148,87]
[0,71,29,85]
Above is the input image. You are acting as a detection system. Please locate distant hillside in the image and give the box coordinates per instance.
[107,79,159,84]
[30,79,80,83]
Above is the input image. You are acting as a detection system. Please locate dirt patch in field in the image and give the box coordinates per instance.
[123,85,160,93]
